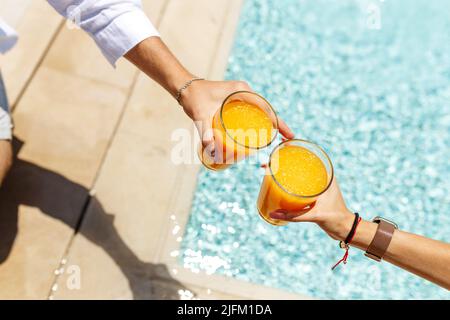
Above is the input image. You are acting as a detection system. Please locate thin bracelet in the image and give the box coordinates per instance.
[175,77,205,105]
[331,212,362,270]
[343,212,360,245]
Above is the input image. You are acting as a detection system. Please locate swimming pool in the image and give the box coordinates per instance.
[181,0,450,299]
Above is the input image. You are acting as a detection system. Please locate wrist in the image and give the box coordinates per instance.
[168,71,196,100]
[349,219,378,251]
[124,37,195,100]
[333,209,356,241]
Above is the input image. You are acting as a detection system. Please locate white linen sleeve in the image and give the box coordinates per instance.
[47,0,160,66]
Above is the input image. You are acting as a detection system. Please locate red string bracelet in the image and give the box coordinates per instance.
[331,213,362,271]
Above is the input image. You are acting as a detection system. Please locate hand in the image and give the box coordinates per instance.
[179,80,295,149]
[269,178,355,241]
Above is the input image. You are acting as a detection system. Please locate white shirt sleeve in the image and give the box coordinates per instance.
[47,0,160,66]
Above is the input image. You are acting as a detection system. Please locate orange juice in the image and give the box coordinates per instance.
[220,101,274,148]
[199,91,278,171]
[257,140,333,226]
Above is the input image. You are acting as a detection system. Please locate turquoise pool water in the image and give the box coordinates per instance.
[181,0,450,299]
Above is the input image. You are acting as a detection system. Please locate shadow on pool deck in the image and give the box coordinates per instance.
[0,137,187,299]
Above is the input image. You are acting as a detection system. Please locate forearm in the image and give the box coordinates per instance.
[351,219,450,289]
[0,141,13,186]
[124,37,194,99]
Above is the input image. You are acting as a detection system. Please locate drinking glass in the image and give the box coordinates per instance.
[198,91,278,171]
[257,139,334,226]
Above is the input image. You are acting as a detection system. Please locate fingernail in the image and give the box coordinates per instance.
[205,142,215,158]
[269,211,284,219]
[270,209,290,218]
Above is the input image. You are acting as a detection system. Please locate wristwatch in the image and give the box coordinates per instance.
[364,216,398,262]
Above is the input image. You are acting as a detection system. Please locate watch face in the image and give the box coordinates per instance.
[372,216,399,229]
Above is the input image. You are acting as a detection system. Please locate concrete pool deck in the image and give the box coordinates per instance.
[0,0,308,299]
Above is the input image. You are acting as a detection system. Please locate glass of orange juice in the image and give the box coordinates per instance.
[198,91,279,171]
[257,139,334,226]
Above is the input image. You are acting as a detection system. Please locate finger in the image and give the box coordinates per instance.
[269,210,297,220]
[195,119,215,151]
[270,212,315,222]
[278,118,295,139]
[269,204,316,222]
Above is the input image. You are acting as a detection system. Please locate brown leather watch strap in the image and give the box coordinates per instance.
[365,220,396,262]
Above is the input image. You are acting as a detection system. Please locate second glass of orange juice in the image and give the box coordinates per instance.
[198,91,279,171]
[257,139,334,226]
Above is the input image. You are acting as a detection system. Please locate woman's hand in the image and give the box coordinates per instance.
[269,178,355,241]
[179,79,295,149]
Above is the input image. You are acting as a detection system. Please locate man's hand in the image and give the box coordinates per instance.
[180,79,295,149]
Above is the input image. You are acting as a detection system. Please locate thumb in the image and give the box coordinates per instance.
[195,119,215,154]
